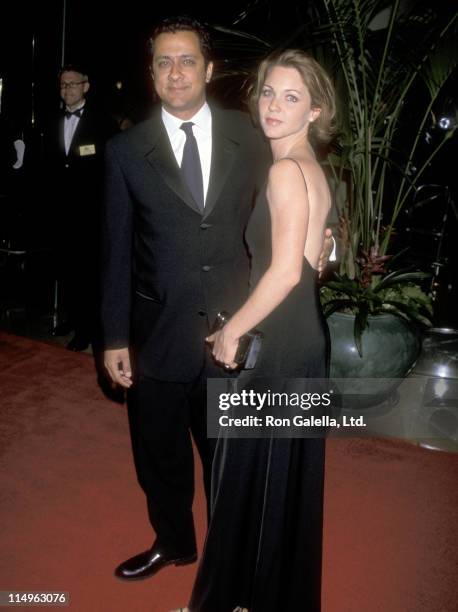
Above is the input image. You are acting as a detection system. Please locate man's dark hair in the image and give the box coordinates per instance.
[58,64,89,82]
[148,16,213,66]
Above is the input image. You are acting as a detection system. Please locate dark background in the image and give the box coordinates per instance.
[1,0,317,129]
[0,0,456,328]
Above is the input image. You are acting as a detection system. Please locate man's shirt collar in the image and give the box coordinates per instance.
[161,102,211,134]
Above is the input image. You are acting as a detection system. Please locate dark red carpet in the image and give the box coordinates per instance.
[1,331,457,612]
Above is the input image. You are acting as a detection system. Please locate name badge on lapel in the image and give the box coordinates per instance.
[79,144,96,156]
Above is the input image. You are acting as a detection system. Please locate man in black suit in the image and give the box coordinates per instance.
[101,16,269,580]
[46,65,117,351]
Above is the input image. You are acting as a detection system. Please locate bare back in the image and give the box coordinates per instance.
[277,156,331,271]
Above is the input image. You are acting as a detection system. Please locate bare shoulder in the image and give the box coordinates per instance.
[268,157,303,181]
[267,158,308,195]
[270,157,324,183]
[265,160,308,217]
[269,157,325,192]
[267,156,330,213]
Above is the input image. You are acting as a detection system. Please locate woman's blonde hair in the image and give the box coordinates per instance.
[249,49,337,143]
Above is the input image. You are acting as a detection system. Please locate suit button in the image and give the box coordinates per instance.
[202,265,212,272]
[198,310,207,317]
[200,223,212,229]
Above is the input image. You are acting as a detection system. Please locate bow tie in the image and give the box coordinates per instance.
[65,108,83,119]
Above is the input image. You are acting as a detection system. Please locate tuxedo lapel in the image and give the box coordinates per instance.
[139,106,241,217]
[143,111,202,215]
[70,108,94,153]
[204,107,239,219]
[63,110,88,158]
[70,115,84,151]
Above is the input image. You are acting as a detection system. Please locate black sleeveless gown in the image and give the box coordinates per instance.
[189,165,329,612]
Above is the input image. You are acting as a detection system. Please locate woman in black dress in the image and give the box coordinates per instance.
[174,49,336,612]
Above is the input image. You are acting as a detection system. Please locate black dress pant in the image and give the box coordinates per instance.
[126,357,224,555]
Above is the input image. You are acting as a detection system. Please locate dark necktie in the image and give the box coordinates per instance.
[65,108,83,119]
[180,122,204,212]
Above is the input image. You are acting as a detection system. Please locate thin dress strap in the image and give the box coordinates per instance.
[282,157,318,272]
[282,157,308,194]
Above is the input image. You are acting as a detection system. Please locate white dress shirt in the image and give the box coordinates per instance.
[64,103,85,155]
[161,103,212,204]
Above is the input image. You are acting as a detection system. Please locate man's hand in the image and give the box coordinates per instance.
[104,347,133,388]
[317,227,335,275]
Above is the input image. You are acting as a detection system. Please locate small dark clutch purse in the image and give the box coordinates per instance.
[211,311,263,370]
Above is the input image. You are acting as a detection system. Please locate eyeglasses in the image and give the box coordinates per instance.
[59,81,87,89]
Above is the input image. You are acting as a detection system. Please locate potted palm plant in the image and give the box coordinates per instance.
[315,0,456,380]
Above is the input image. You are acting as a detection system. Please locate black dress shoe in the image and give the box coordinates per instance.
[114,544,197,581]
[66,336,90,352]
[51,322,74,336]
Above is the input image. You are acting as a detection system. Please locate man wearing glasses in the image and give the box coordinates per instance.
[45,65,117,351]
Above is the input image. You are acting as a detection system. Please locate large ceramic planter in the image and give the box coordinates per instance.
[327,312,421,407]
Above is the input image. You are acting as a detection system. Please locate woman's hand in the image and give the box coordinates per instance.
[206,328,239,370]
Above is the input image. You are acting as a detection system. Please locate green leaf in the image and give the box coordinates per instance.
[322,298,356,316]
[382,300,432,326]
[375,271,431,292]
[354,303,370,358]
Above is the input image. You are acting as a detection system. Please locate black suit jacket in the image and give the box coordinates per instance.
[44,102,118,249]
[101,104,269,382]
